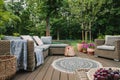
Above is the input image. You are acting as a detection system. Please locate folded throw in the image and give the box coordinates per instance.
[34,48,44,66]
[10,40,27,70]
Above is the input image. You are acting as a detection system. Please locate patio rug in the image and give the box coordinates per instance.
[51,57,103,73]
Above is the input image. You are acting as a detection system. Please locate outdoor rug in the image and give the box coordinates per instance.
[51,57,103,73]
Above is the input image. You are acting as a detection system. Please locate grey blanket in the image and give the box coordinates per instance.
[10,40,27,70]
[34,47,44,67]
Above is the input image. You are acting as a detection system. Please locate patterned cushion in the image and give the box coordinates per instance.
[97,45,115,51]
[41,36,52,44]
[21,35,37,47]
[33,36,43,46]
[105,35,120,46]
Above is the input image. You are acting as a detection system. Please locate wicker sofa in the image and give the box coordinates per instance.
[95,38,120,61]
[0,36,68,71]
[0,40,36,71]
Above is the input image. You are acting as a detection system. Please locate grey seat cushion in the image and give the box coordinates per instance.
[97,45,115,51]
[50,44,68,48]
[35,45,50,51]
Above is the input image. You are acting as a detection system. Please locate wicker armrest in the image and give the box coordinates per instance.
[115,40,120,55]
[0,40,36,71]
[115,40,120,49]
[0,40,10,55]
[95,39,105,46]
[27,40,35,71]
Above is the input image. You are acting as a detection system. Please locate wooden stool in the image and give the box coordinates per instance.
[64,46,75,57]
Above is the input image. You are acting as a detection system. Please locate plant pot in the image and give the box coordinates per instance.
[77,43,83,52]
[82,49,87,53]
[87,48,94,55]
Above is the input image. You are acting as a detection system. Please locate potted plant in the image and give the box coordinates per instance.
[82,43,88,53]
[77,41,86,52]
[87,43,95,55]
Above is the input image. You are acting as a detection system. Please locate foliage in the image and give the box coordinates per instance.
[13,32,20,37]
[97,33,105,39]
[0,34,4,39]
[0,0,21,34]
[2,0,120,41]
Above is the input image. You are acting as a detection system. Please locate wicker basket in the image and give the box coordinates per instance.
[0,55,17,80]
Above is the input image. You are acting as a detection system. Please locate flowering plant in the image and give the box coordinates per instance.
[88,43,95,49]
[82,44,88,50]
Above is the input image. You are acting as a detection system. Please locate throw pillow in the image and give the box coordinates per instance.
[21,35,37,47]
[41,36,52,44]
[105,35,120,46]
[33,36,43,46]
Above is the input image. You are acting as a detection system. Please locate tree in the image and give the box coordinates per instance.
[0,0,21,34]
[68,0,105,42]
[26,0,65,36]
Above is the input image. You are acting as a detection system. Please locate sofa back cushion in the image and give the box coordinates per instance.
[105,35,120,46]
[21,35,37,47]
[41,36,52,44]
[33,36,43,46]
[3,36,21,40]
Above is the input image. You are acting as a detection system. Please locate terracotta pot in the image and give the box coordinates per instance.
[77,43,83,52]
[82,49,87,53]
[87,48,94,55]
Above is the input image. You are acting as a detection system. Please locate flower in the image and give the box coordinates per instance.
[82,44,88,50]
[88,43,95,49]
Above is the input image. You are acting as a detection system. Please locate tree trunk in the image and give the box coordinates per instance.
[85,30,88,42]
[89,30,91,42]
[46,17,50,36]
[89,22,92,42]
[82,30,84,41]
[57,28,60,40]
[81,23,84,41]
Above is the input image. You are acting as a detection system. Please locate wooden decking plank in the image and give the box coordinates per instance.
[43,56,62,80]
[68,73,75,80]
[42,65,54,80]
[34,56,58,80]
[60,72,68,80]
[26,56,51,80]
[13,71,31,80]
[13,53,120,80]
[13,57,51,80]
[52,69,60,80]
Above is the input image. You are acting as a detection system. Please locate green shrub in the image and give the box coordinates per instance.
[13,33,20,37]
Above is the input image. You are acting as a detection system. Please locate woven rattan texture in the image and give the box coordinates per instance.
[0,55,17,80]
[27,40,35,71]
[0,40,10,55]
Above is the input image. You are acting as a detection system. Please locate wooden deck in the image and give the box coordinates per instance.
[13,53,120,80]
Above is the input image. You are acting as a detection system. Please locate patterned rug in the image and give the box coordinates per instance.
[52,57,103,73]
